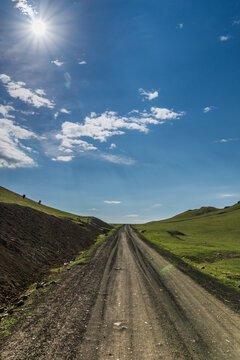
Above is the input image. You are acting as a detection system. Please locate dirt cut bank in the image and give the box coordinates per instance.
[0,202,111,307]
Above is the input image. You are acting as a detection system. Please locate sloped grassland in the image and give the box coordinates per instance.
[135,203,240,292]
[0,187,111,307]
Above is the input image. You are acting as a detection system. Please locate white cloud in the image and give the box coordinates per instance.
[54,112,59,119]
[101,153,135,165]
[52,155,74,162]
[214,138,235,143]
[11,0,36,17]
[104,200,121,204]
[0,118,38,168]
[35,89,46,96]
[203,106,215,113]
[125,214,139,217]
[56,136,97,152]
[0,104,15,118]
[220,35,231,41]
[0,74,55,109]
[88,208,97,211]
[109,143,116,149]
[51,59,64,67]
[60,108,71,114]
[53,106,184,164]
[177,23,184,29]
[151,107,185,120]
[151,203,162,208]
[78,61,87,65]
[20,110,35,115]
[0,74,11,84]
[218,193,239,198]
[139,88,159,101]
[57,107,184,145]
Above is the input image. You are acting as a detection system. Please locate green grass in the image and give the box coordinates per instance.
[135,204,240,290]
[0,186,89,222]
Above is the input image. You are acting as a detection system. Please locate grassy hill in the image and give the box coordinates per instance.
[135,203,240,291]
[0,186,89,223]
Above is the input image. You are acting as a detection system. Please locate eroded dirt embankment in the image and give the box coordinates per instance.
[0,203,111,307]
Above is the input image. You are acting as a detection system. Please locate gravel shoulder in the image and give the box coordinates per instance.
[1,225,240,360]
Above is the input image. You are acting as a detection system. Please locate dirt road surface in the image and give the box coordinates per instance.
[1,225,240,359]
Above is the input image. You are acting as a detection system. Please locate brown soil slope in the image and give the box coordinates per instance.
[0,203,111,307]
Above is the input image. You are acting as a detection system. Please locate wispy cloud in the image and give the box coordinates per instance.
[139,88,159,101]
[151,203,162,208]
[233,19,240,25]
[203,106,215,113]
[220,35,231,41]
[177,23,184,29]
[101,153,135,165]
[0,104,15,118]
[52,155,74,162]
[11,0,36,18]
[0,74,55,109]
[88,208,97,211]
[60,108,71,114]
[218,193,240,198]
[109,143,116,150]
[0,118,38,168]
[214,138,235,143]
[125,214,139,217]
[78,61,87,65]
[51,59,64,67]
[104,200,121,204]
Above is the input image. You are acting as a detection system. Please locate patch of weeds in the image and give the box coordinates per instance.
[69,258,87,267]
[50,265,65,273]
[0,316,17,337]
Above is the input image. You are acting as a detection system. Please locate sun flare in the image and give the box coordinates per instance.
[31,19,47,37]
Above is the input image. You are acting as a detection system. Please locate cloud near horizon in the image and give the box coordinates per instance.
[104,200,121,204]
[218,193,240,198]
[0,74,55,109]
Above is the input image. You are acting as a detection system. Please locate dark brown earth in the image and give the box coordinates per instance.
[1,225,240,359]
[0,203,111,307]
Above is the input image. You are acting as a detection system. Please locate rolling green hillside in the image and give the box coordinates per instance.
[0,186,88,222]
[135,203,240,291]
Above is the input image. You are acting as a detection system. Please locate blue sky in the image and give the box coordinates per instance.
[1,0,240,223]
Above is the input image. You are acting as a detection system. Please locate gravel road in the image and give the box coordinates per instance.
[1,225,240,359]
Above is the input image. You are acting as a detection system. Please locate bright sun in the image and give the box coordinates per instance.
[31,19,47,37]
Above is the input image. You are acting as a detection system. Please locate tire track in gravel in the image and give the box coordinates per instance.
[78,225,240,360]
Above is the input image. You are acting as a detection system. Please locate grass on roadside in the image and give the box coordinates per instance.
[135,205,240,291]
